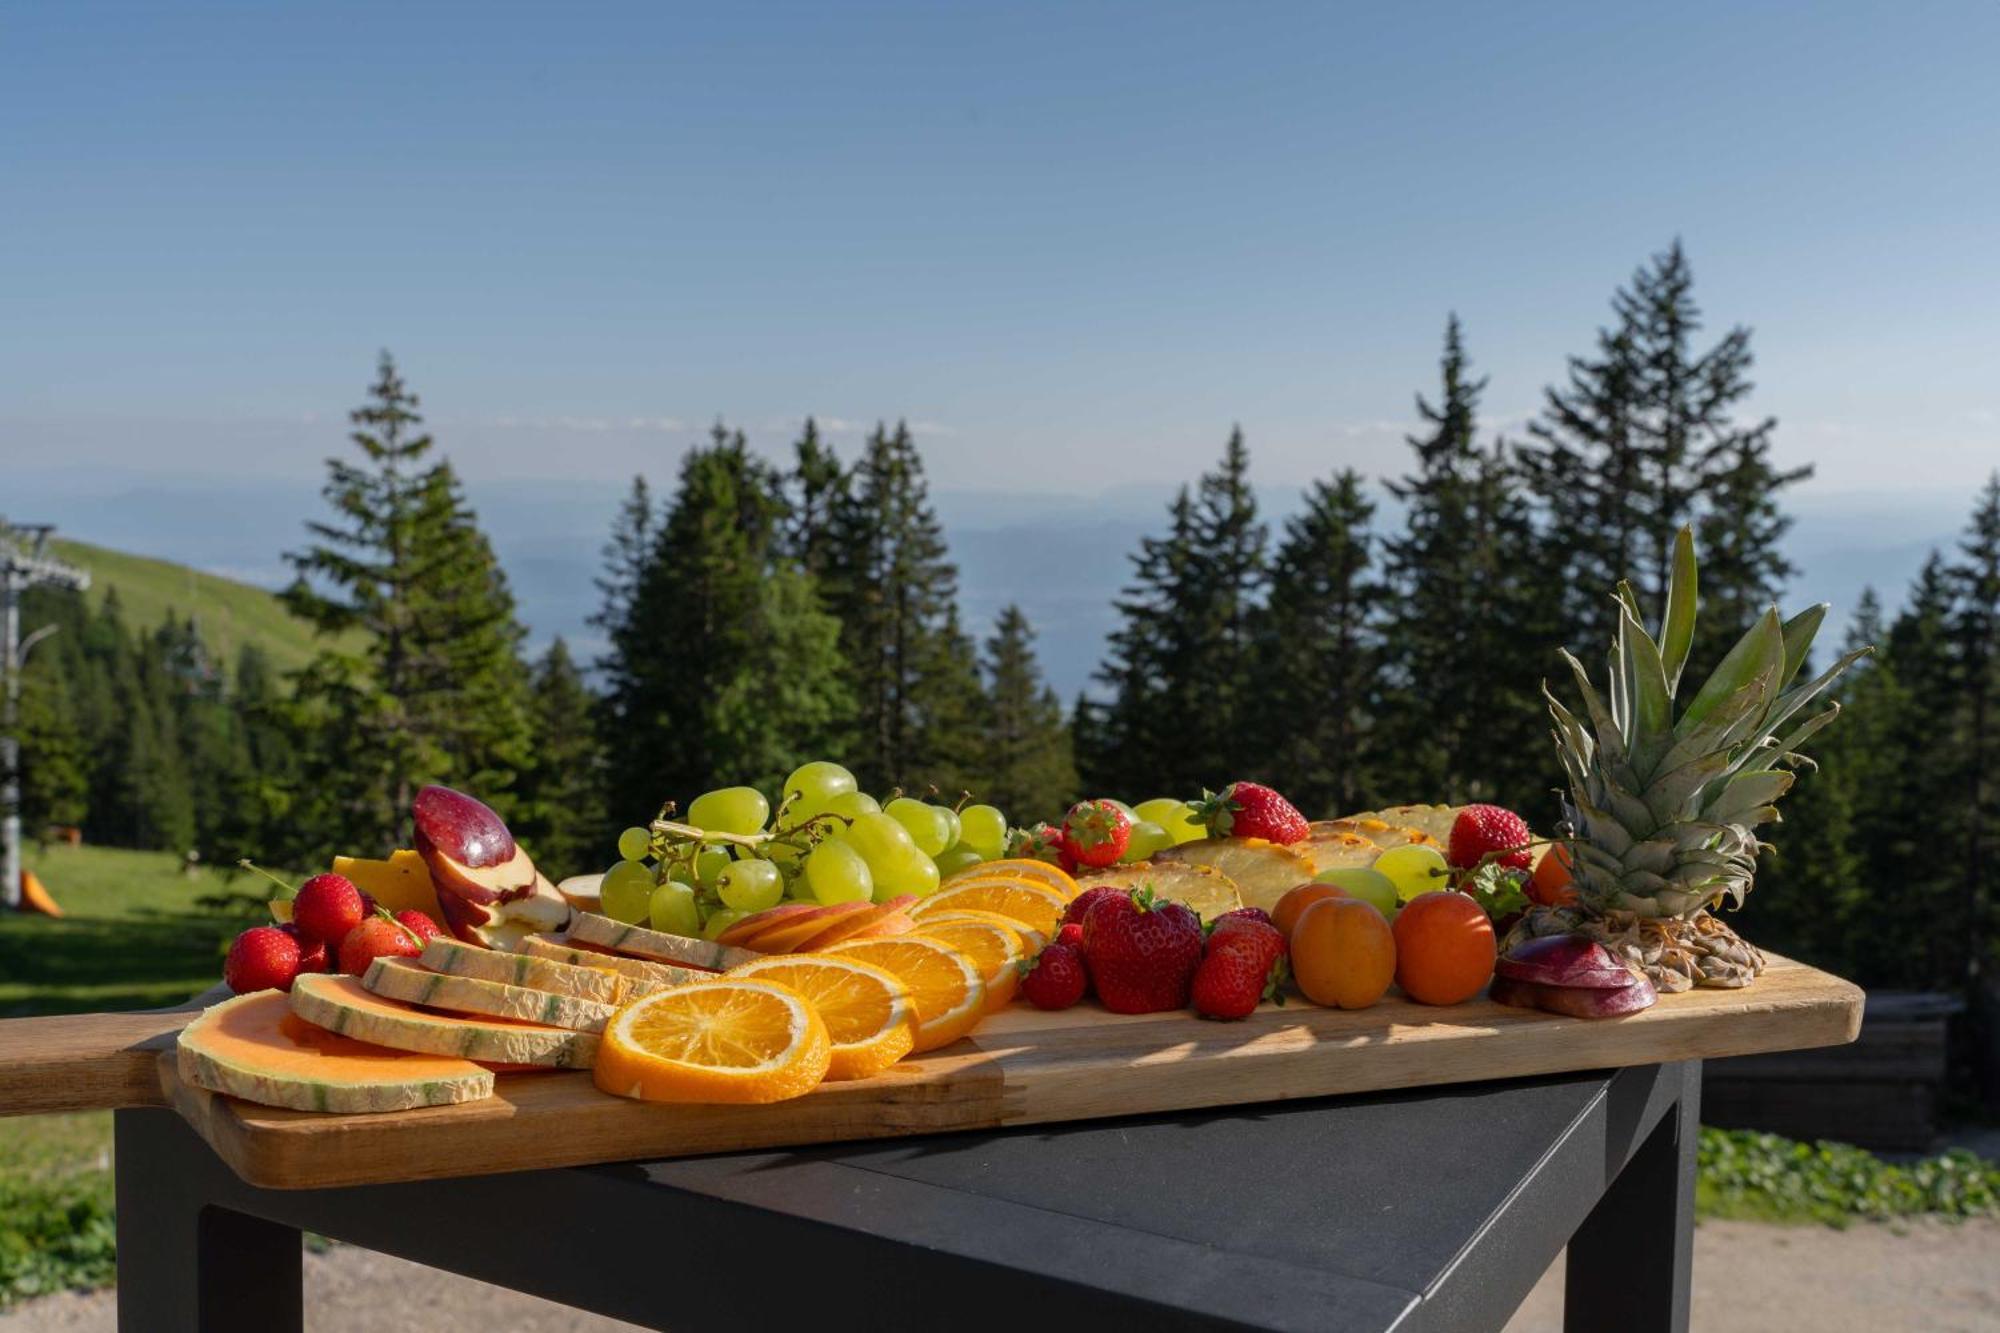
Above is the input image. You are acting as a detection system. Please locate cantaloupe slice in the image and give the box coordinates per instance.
[178,991,494,1113]
[516,935,700,995]
[290,973,599,1068]
[363,957,618,1033]
[565,912,758,972]
[420,937,623,1003]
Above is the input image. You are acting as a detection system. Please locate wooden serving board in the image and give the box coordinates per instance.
[0,954,1861,1191]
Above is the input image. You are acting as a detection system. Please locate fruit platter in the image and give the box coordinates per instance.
[0,531,1864,1189]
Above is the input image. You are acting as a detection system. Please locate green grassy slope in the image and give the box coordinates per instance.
[0,844,272,1017]
[49,538,360,677]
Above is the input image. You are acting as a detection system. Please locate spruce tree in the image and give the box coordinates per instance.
[283,352,534,855]
[512,638,605,877]
[1082,488,1199,797]
[1521,242,1806,666]
[1950,475,2000,989]
[602,425,855,815]
[789,417,847,580]
[821,421,979,793]
[979,606,1078,820]
[1377,318,1549,810]
[15,650,88,836]
[1256,469,1382,816]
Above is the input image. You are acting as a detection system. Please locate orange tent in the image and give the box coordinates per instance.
[19,870,63,917]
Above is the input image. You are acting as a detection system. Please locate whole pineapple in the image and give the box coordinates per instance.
[1513,526,1869,991]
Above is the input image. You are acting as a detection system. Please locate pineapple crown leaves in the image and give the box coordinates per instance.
[1546,526,1872,921]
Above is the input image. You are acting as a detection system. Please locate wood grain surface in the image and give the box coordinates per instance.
[76,953,1866,1189]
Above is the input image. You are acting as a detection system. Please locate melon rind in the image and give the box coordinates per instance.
[290,973,599,1068]
[565,912,758,972]
[177,991,494,1113]
[421,937,623,1003]
[516,934,700,996]
[363,957,618,1033]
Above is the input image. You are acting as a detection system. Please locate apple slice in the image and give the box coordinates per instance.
[716,903,822,948]
[742,903,871,954]
[412,785,571,949]
[1490,973,1659,1019]
[847,909,918,940]
[1495,935,1637,990]
[793,897,916,952]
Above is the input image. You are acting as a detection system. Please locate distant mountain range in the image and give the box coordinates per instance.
[9,467,1970,700]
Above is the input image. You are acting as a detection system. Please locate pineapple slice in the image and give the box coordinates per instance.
[1156,838,1316,914]
[1339,804,1459,845]
[1300,828,1380,874]
[1073,862,1243,923]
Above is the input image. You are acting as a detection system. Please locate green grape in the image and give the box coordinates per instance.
[1315,868,1400,920]
[615,826,653,862]
[702,908,747,941]
[806,840,873,905]
[1135,797,1205,844]
[694,846,733,889]
[886,797,952,856]
[935,804,962,851]
[1373,844,1451,903]
[647,880,701,936]
[934,843,983,879]
[871,844,941,901]
[957,804,1008,860]
[845,811,917,867]
[599,860,656,924]
[687,786,770,835]
[783,761,857,813]
[717,859,784,913]
[1120,820,1174,863]
[825,790,881,819]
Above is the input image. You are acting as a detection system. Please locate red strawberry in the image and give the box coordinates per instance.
[224,925,301,994]
[1055,922,1085,950]
[1062,884,1128,928]
[1192,933,1287,1020]
[1206,915,1286,971]
[1009,822,1076,872]
[1210,906,1276,935]
[1060,800,1130,870]
[337,912,424,976]
[1195,782,1308,845]
[394,910,444,945]
[1448,804,1534,871]
[279,922,328,975]
[1081,888,1203,1014]
[291,872,366,946]
[1018,942,1089,1010]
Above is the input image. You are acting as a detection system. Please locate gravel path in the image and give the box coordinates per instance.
[4,1218,1996,1331]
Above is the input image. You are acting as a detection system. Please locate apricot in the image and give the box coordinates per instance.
[1392,891,1496,1005]
[1273,883,1344,938]
[1527,843,1578,908]
[1290,897,1396,1009]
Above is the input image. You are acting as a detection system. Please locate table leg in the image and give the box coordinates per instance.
[114,1108,302,1333]
[1562,1062,1699,1333]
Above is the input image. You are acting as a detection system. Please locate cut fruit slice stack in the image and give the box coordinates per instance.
[422,936,624,1003]
[177,990,496,1113]
[363,956,620,1033]
[564,911,759,971]
[594,978,831,1104]
[909,879,1069,938]
[515,934,701,996]
[289,973,600,1069]
[727,953,917,1081]
[822,936,986,1053]
[908,918,1024,1013]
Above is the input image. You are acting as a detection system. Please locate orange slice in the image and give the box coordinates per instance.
[945,858,1079,899]
[916,909,1046,954]
[910,879,1068,938]
[593,978,830,1104]
[728,954,916,1081]
[910,920,1023,1012]
[822,936,985,1053]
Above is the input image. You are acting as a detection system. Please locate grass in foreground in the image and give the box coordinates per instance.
[1,844,270,1017]
[0,1113,115,1309]
[1696,1127,2000,1226]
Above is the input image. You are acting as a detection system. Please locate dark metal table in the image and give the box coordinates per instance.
[113,1060,1698,1332]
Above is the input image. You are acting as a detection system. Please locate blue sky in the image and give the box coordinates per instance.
[5,2,1998,692]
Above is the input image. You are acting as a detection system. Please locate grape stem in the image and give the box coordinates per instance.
[647,818,769,849]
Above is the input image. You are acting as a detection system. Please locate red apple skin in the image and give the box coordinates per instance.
[1490,973,1659,1018]
[412,785,516,869]
[847,910,918,940]
[1495,935,1638,990]
[716,903,821,947]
